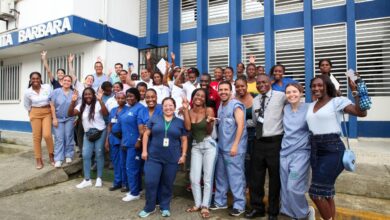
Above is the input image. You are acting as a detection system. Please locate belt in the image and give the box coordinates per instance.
[257,134,283,142]
[32,105,50,108]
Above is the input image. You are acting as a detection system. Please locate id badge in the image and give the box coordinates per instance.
[163,138,169,147]
[111,118,117,123]
[257,116,264,124]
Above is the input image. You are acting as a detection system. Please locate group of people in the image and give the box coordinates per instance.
[23,50,368,220]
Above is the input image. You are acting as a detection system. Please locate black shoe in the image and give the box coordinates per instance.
[229,208,245,217]
[268,215,278,220]
[109,185,121,191]
[245,209,265,219]
[120,187,129,192]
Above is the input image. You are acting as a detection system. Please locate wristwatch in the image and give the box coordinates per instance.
[352,91,359,97]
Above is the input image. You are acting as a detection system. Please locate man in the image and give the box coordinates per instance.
[200,73,221,115]
[246,75,285,220]
[175,67,200,102]
[210,81,247,217]
[118,70,131,92]
[237,62,245,78]
[109,63,123,84]
[92,61,110,91]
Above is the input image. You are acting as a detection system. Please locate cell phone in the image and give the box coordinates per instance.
[128,62,134,68]
[345,69,358,81]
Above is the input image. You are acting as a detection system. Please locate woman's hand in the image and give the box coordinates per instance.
[142,151,148,161]
[348,77,358,92]
[96,89,103,101]
[41,51,47,60]
[206,116,218,123]
[68,53,74,63]
[104,140,110,153]
[135,139,142,150]
[178,155,186,164]
[52,118,58,128]
[72,90,78,102]
[182,96,189,110]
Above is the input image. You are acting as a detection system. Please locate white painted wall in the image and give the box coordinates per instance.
[107,0,140,36]
[105,41,139,74]
[358,97,390,121]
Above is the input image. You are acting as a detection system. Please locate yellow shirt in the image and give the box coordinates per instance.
[247,81,259,96]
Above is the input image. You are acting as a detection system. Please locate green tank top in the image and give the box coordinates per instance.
[191,118,207,143]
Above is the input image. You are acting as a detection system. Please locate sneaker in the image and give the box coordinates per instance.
[65,158,72,163]
[54,161,62,168]
[209,204,228,210]
[229,208,245,217]
[160,210,171,217]
[122,193,140,202]
[138,209,156,218]
[308,206,315,220]
[76,179,92,189]
[95,178,102,187]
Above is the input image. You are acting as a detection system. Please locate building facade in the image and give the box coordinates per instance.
[0,0,389,138]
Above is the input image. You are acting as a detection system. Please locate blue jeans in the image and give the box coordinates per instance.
[82,129,106,180]
[190,137,218,208]
[53,119,75,162]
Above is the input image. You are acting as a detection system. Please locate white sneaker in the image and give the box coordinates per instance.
[65,158,72,163]
[122,193,140,202]
[95,177,102,187]
[308,206,316,220]
[76,179,92,189]
[54,161,62,168]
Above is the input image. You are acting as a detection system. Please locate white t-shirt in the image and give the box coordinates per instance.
[168,81,184,110]
[105,96,119,113]
[151,84,171,104]
[134,79,154,89]
[182,81,200,102]
[306,97,352,135]
[75,102,106,132]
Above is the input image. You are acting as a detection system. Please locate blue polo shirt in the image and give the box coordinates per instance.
[108,105,129,146]
[118,102,148,148]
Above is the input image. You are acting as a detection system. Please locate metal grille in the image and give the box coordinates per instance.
[181,42,197,68]
[208,0,229,25]
[0,63,21,102]
[208,38,229,78]
[139,0,147,37]
[181,0,197,30]
[275,29,306,87]
[313,0,345,9]
[356,18,390,96]
[41,54,83,85]
[241,33,265,67]
[314,23,348,94]
[274,0,303,15]
[138,47,168,73]
[242,0,264,20]
[159,0,169,33]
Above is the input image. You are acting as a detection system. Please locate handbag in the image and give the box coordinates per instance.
[86,128,103,142]
[339,112,356,172]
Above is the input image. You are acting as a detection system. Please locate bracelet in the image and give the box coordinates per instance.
[352,91,359,97]
[137,138,142,141]
[182,153,187,157]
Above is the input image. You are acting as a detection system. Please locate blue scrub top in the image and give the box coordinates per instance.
[147,115,188,163]
[272,77,297,92]
[118,102,148,147]
[49,88,75,122]
[146,104,163,121]
[108,105,129,146]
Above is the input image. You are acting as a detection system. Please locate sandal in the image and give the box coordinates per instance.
[200,208,210,219]
[186,206,200,212]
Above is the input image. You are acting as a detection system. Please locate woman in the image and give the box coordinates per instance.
[105,82,124,113]
[280,83,315,220]
[270,64,297,92]
[224,67,236,95]
[319,59,341,96]
[234,77,254,189]
[210,67,224,92]
[145,89,163,118]
[139,98,188,218]
[68,87,109,188]
[151,72,170,104]
[41,50,66,89]
[137,82,148,107]
[105,92,128,191]
[306,75,366,220]
[23,72,55,169]
[49,75,76,168]
[119,88,148,202]
[246,63,258,96]
[182,89,216,219]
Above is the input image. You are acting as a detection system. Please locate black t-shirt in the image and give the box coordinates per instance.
[51,78,62,89]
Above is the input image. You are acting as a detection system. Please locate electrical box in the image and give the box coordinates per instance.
[0,0,15,20]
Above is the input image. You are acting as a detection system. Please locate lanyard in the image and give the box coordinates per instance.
[164,117,173,137]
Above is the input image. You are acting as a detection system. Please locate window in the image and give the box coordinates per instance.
[138,47,168,73]
[181,42,197,68]
[313,0,345,9]
[159,0,169,33]
[356,18,390,96]
[0,63,21,103]
[242,0,264,20]
[208,37,229,78]
[241,33,265,67]
[208,0,229,25]
[139,0,147,37]
[314,23,348,94]
[274,0,303,15]
[41,54,83,85]
[275,28,306,88]
[181,0,197,30]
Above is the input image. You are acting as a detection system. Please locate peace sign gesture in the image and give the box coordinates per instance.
[182,96,190,110]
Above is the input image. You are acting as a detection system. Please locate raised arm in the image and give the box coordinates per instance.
[146,51,154,75]
[41,51,54,82]
[343,78,367,117]
[162,61,171,86]
[182,96,191,131]
[68,53,77,83]
[170,52,176,69]
[68,91,79,117]
[96,90,109,116]
[174,67,186,88]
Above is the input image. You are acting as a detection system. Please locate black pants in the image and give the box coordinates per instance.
[75,119,84,154]
[249,135,282,216]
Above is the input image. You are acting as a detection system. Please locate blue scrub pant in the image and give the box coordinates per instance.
[143,159,178,212]
[120,147,128,188]
[53,119,74,162]
[82,129,106,180]
[214,152,246,211]
[110,144,122,187]
[126,147,142,196]
[280,150,310,219]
